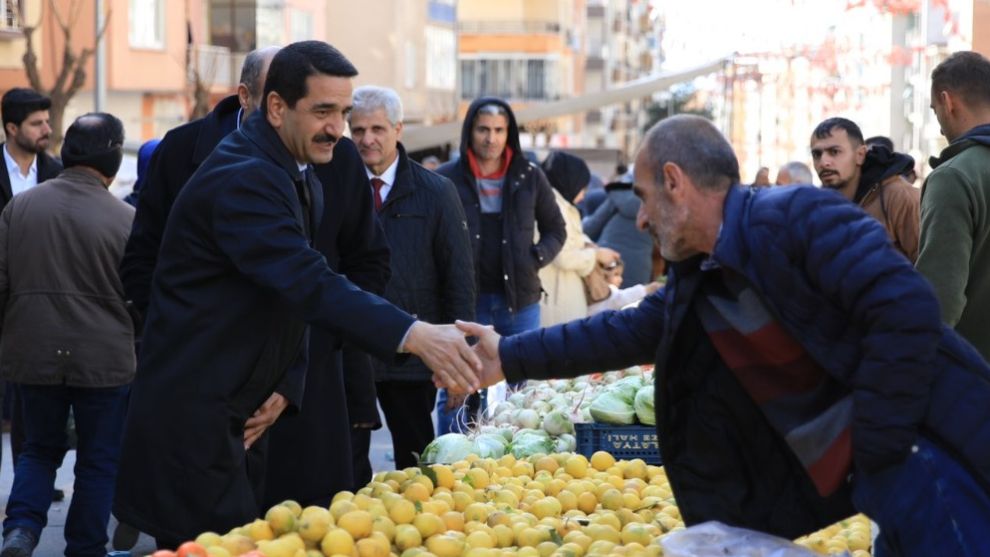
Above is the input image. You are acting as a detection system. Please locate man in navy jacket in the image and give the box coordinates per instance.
[459,115,990,556]
[112,41,481,548]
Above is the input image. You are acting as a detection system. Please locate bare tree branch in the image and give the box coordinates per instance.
[49,0,68,34]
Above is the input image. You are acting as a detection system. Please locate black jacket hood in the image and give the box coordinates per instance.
[458,97,523,164]
[856,145,915,203]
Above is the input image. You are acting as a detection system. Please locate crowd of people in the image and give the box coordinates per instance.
[0,40,987,557]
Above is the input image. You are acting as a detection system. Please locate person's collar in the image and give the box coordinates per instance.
[365,153,400,185]
[467,146,513,179]
[236,107,244,131]
[240,110,306,182]
[3,143,37,177]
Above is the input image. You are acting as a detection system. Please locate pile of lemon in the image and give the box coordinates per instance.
[179,451,872,557]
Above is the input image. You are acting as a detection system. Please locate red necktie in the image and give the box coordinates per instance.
[371,177,385,212]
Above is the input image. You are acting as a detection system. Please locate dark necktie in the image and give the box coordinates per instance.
[371,177,385,212]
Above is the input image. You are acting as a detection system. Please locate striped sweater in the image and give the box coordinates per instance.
[695,264,852,496]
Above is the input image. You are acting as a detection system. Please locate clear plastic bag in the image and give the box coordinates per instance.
[660,522,851,557]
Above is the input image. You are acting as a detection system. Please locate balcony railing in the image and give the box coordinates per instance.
[0,0,23,38]
[189,44,239,89]
[458,20,561,34]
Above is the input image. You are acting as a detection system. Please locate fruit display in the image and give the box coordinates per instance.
[156,451,872,557]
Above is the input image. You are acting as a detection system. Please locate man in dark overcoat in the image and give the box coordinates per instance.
[111,41,480,548]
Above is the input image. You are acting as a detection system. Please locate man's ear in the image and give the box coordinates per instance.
[4,122,16,138]
[395,121,404,140]
[236,83,251,112]
[266,92,285,128]
[855,143,867,165]
[940,90,956,115]
[662,161,683,194]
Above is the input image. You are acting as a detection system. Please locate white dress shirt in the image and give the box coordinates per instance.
[3,144,38,196]
[365,155,400,203]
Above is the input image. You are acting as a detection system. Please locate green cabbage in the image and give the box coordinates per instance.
[542,409,574,436]
[590,391,636,425]
[510,434,555,458]
[420,433,476,464]
[473,433,508,459]
[634,385,656,426]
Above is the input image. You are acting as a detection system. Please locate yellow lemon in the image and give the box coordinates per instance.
[220,533,255,555]
[465,529,497,549]
[329,500,358,521]
[337,510,374,540]
[356,534,390,557]
[389,498,417,525]
[264,505,296,539]
[464,502,491,523]
[246,518,276,541]
[430,465,455,490]
[426,533,467,557]
[577,492,598,514]
[371,515,396,542]
[279,500,303,517]
[589,452,615,472]
[195,532,223,548]
[332,491,354,504]
[395,523,424,551]
[442,510,466,532]
[297,507,332,543]
[320,528,354,556]
[413,512,446,539]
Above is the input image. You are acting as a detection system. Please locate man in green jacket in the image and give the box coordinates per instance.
[917,51,990,360]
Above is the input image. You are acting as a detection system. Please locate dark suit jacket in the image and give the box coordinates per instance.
[0,146,63,206]
[112,111,414,542]
[263,138,394,508]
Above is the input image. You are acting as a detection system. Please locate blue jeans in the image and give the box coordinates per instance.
[436,295,540,435]
[4,384,130,557]
[852,437,990,557]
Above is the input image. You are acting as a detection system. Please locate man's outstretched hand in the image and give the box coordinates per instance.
[455,320,505,388]
[403,321,481,394]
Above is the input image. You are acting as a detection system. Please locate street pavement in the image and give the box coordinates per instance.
[0,424,397,556]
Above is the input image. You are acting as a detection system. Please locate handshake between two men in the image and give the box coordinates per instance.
[402,320,507,395]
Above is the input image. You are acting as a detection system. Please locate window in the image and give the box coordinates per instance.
[129,0,164,49]
[209,0,257,52]
[460,58,554,100]
[425,26,456,90]
[289,8,311,42]
[405,41,416,89]
[1,0,23,31]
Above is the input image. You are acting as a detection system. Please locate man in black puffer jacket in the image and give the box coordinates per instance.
[348,86,475,471]
[435,97,565,433]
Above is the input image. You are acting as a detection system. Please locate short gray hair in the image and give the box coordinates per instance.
[239,46,281,100]
[641,115,739,191]
[778,161,813,185]
[351,86,404,125]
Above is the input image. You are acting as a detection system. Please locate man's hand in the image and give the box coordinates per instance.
[455,320,505,388]
[403,322,481,394]
[244,392,289,449]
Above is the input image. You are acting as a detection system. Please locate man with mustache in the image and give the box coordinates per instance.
[0,88,62,491]
[809,117,920,261]
[459,114,990,557]
[114,45,394,546]
[111,41,481,549]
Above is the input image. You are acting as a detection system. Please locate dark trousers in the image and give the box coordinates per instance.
[3,384,129,557]
[350,427,373,491]
[377,380,438,470]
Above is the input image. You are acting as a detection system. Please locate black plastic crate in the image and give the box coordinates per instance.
[574,423,662,465]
